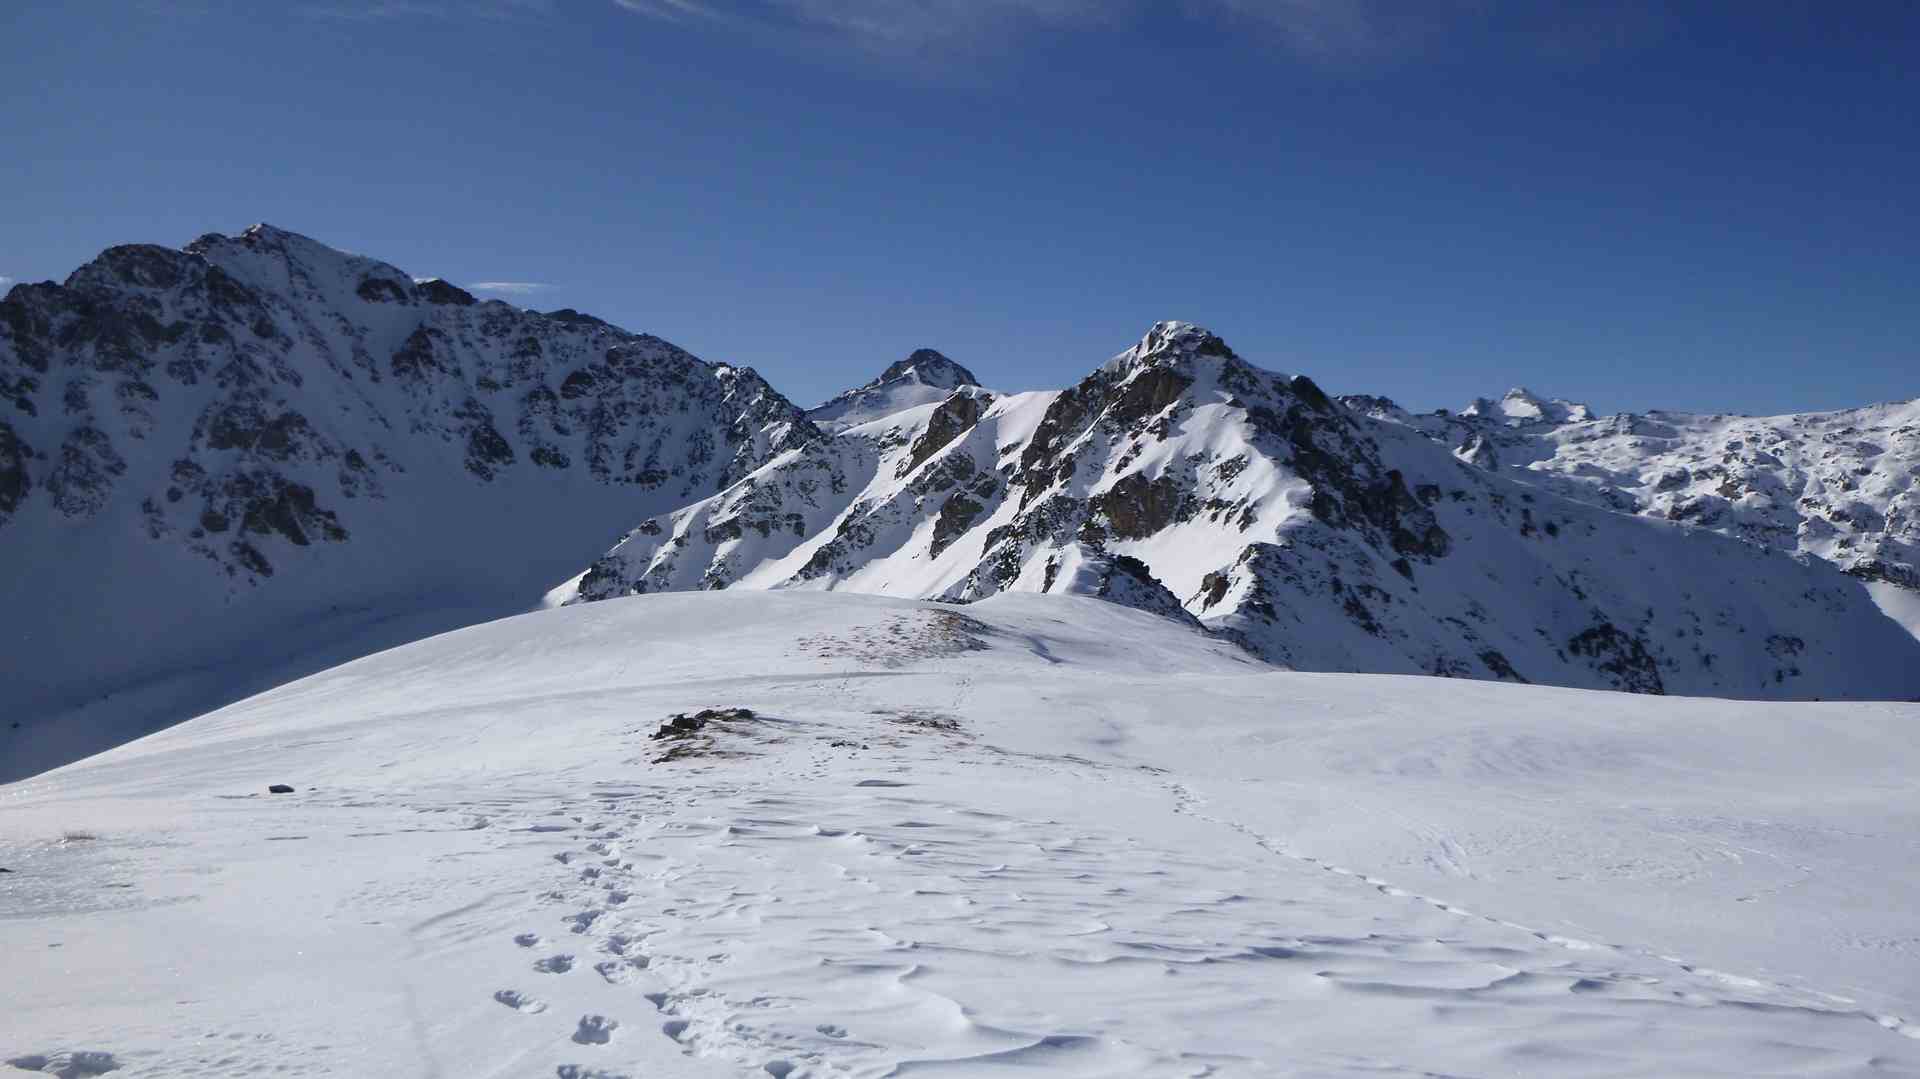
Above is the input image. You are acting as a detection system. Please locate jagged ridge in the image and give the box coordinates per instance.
[0,224,815,778]
[560,321,1920,700]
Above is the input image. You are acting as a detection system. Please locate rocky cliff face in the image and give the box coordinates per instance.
[1344,391,1920,591]
[0,225,814,778]
[559,322,1920,700]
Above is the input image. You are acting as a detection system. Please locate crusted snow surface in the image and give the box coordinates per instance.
[5,591,1919,1077]
[0,225,813,780]
[563,322,1920,700]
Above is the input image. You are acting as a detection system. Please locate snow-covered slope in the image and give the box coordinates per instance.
[1346,389,1920,591]
[805,348,982,431]
[560,323,1920,700]
[7,220,1915,785]
[0,225,814,780]
[6,591,1919,1077]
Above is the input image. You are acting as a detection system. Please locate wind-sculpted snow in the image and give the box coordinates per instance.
[1346,389,1920,591]
[562,322,1920,700]
[0,225,813,779]
[7,592,1919,1076]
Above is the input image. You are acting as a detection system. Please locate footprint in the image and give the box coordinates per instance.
[764,1062,795,1078]
[5,1052,120,1077]
[816,1024,847,1038]
[661,1019,690,1042]
[572,1015,618,1045]
[493,990,548,1015]
[565,910,604,934]
[594,960,642,985]
[534,955,575,974]
[515,933,543,948]
[555,1066,631,1079]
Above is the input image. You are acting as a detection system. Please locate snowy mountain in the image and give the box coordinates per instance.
[8,590,1920,1076]
[7,224,1917,785]
[0,225,814,780]
[1460,385,1595,426]
[805,348,982,431]
[559,322,1920,700]
[1344,390,1920,590]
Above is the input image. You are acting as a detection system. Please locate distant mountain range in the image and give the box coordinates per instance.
[5,226,1917,778]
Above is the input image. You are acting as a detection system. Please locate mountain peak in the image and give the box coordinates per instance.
[873,348,978,390]
[807,349,984,431]
[1103,321,1241,377]
[1462,387,1594,426]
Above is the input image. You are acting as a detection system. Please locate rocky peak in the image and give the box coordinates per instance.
[557,318,1920,702]
[1101,321,1242,377]
[1462,387,1595,426]
[1,223,828,776]
[807,348,986,431]
[873,348,978,390]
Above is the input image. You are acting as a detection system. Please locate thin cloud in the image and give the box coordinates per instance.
[300,0,554,20]
[1200,0,1469,64]
[468,281,555,295]
[611,0,1666,69]
[613,0,1120,58]
[0,276,13,290]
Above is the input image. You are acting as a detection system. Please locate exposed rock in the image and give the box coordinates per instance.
[560,320,1920,700]
[414,279,477,306]
[900,390,993,476]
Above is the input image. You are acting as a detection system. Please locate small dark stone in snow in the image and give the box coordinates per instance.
[267,784,295,794]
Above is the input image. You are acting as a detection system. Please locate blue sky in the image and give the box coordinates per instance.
[3,1,1914,415]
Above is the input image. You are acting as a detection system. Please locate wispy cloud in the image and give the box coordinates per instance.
[1200,0,1471,64]
[610,0,1666,69]
[0,276,13,290]
[468,281,555,295]
[299,0,553,20]
[614,0,1119,59]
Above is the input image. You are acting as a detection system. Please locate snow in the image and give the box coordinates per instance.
[565,323,1920,701]
[807,350,982,432]
[1868,580,1920,640]
[1461,387,1596,426]
[1361,391,1920,589]
[0,225,812,783]
[7,591,1919,1077]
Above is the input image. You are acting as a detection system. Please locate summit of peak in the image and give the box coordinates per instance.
[1102,321,1241,377]
[1462,387,1595,426]
[874,348,978,390]
[185,223,367,267]
[807,348,984,430]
